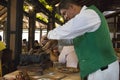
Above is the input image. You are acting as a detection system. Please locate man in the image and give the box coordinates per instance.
[43,0,119,80]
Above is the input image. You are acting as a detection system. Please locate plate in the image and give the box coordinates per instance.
[37,77,55,80]
[57,67,79,73]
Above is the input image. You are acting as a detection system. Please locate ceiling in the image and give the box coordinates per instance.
[46,0,60,5]
[0,0,120,29]
[0,4,7,25]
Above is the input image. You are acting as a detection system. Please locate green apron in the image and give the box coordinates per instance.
[73,5,117,78]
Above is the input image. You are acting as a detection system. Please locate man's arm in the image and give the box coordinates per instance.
[40,35,58,50]
[58,39,73,46]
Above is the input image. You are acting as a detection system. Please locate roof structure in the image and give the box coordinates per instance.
[0,0,120,29]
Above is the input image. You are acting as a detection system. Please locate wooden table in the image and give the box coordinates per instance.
[30,68,81,80]
[4,64,81,80]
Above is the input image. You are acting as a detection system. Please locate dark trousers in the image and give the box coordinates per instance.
[81,76,88,80]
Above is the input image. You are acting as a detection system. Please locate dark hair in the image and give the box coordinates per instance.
[34,40,38,43]
[33,46,41,49]
[59,0,81,10]
[0,35,2,41]
[23,39,27,42]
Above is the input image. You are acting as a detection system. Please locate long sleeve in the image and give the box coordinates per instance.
[0,41,6,51]
[47,6,101,40]
[58,39,73,46]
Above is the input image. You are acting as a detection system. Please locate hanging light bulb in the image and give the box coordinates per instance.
[29,5,33,11]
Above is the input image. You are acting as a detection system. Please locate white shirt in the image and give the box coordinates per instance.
[58,46,78,68]
[47,6,101,39]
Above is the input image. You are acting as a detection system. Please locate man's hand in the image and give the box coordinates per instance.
[42,40,58,50]
[41,35,58,51]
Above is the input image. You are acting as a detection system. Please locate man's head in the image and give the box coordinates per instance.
[0,35,2,41]
[59,0,82,22]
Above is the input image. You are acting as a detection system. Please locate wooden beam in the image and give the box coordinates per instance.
[0,0,7,7]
